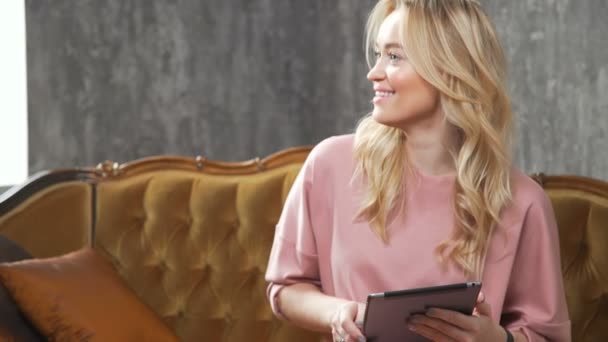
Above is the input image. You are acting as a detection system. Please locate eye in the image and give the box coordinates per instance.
[372,50,381,60]
[388,53,402,62]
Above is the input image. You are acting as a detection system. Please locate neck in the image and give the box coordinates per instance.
[402,117,459,177]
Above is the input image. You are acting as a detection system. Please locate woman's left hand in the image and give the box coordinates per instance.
[407,292,507,342]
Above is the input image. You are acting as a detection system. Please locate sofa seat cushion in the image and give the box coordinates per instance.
[0,247,179,342]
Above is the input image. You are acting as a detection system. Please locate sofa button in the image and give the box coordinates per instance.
[158,261,169,272]
[135,214,146,228]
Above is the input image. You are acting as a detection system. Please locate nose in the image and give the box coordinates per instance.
[367,60,385,82]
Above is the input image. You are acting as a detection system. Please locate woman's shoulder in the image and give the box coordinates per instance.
[300,134,356,182]
[509,167,552,211]
[497,168,556,238]
[308,134,355,164]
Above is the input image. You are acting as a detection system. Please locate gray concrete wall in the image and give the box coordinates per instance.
[26,0,607,180]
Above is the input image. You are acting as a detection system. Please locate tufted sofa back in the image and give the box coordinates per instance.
[534,175,608,342]
[92,149,320,342]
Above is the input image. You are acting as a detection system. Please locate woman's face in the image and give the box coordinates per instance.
[367,10,441,130]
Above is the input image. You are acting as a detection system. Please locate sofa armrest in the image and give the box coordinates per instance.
[0,169,97,258]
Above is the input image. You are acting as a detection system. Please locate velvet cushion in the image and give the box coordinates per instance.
[0,247,179,342]
[0,235,45,341]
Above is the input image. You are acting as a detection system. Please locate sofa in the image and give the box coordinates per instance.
[0,146,606,341]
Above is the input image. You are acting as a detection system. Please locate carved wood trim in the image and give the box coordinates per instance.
[95,146,314,178]
[4,149,605,220]
[0,147,313,216]
[0,168,99,216]
[530,173,608,197]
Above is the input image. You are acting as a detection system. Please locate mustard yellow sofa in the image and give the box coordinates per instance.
[0,147,606,342]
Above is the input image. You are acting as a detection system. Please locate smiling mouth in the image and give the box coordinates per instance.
[375,91,395,97]
[373,91,395,104]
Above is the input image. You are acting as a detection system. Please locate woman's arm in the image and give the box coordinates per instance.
[278,283,365,340]
[278,283,348,331]
[500,186,571,341]
[265,140,366,340]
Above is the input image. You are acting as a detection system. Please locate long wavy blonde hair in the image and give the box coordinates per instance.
[354,0,513,277]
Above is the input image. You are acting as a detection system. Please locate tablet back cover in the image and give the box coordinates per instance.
[363,283,481,342]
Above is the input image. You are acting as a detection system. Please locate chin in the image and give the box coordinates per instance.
[372,107,438,130]
[371,109,389,123]
[371,109,405,128]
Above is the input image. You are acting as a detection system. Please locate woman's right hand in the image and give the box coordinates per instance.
[330,302,366,342]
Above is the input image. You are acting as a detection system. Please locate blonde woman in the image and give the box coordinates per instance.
[265,0,570,341]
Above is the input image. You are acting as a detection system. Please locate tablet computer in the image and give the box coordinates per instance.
[362,282,482,342]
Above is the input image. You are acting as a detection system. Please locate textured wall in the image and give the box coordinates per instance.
[26,0,607,180]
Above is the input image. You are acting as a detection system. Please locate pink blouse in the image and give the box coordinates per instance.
[265,134,571,341]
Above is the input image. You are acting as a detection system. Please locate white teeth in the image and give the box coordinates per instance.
[375,91,394,97]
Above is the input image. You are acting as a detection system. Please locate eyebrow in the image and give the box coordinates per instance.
[374,42,404,50]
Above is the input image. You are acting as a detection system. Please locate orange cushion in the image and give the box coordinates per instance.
[0,247,179,342]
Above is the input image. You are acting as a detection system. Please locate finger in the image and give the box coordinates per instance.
[334,325,349,341]
[474,301,493,318]
[331,327,343,342]
[472,291,486,315]
[355,303,366,327]
[408,316,458,342]
[410,314,469,341]
[341,319,365,340]
[425,308,476,332]
[333,329,355,342]
[477,291,486,304]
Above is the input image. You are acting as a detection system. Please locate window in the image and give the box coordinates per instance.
[0,0,28,187]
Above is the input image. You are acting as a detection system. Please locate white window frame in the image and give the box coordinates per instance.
[0,0,28,187]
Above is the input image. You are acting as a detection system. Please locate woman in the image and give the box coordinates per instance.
[265,0,571,341]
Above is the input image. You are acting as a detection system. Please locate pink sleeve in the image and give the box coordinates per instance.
[265,149,321,319]
[501,191,571,341]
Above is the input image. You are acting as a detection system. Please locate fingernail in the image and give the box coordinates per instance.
[358,337,366,342]
[408,324,416,331]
